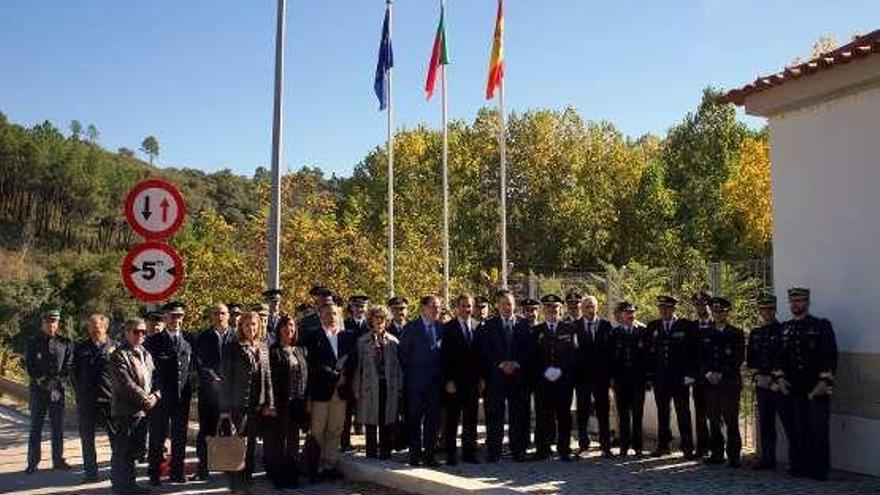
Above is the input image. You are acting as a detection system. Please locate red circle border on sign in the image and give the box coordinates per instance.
[121,241,185,303]
[124,178,186,240]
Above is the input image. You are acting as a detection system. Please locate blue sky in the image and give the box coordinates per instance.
[1,1,877,177]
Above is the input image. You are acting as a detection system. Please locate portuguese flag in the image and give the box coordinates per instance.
[425,3,449,101]
[486,0,504,100]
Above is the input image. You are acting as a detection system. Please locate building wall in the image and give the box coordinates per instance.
[768,83,880,475]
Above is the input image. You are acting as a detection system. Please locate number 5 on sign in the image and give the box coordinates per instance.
[121,241,185,302]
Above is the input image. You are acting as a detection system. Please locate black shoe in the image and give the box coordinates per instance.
[752,462,775,470]
[325,468,344,480]
[532,451,550,461]
[82,473,99,483]
[788,467,808,478]
[446,457,458,466]
[366,451,378,459]
[408,455,422,467]
[682,451,697,461]
[486,454,500,463]
[650,448,671,458]
[149,476,161,486]
[559,454,572,462]
[728,459,742,469]
[53,459,71,470]
[601,450,615,459]
[810,472,829,482]
[379,451,392,460]
[703,456,725,465]
[25,465,37,474]
[170,474,187,484]
[423,457,441,468]
[309,472,324,483]
[462,454,481,464]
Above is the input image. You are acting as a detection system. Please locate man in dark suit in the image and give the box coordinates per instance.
[264,289,284,338]
[298,286,332,344]
[193,303,232,480]
[442,294,482,465]
[533,294,579,461]
[572,295,614,458]
[481,290,536,462]
[73,313,118,482]
[473,296,490,325]
[648,295,697,459]
[144,301,193,485]
[25,308,74,474]
[341,294,370,450]
[399,294,444,467]
[609,301,651,458]
[109,317,161,495]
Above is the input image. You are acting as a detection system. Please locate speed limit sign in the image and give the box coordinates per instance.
[121,241,185,302]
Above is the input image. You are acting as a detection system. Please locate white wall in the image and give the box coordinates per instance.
[767,83,880,475]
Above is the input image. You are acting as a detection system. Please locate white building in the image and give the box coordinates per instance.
[722,30,880,476]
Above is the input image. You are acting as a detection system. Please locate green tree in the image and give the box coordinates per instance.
[140,135,159,165]
[69,120,83,140]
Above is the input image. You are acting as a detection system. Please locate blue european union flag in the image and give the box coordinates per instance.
[374,6,393,111]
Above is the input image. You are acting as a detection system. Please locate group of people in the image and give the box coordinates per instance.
[23,284,837,495]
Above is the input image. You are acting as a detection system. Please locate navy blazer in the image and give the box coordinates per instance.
[441,317,482,392]
[144,330,193,406]
[399,317,444,390]
[480,315,536,390]
[304,328,356,402]
[195,327,231,402]
[572,317,614,383]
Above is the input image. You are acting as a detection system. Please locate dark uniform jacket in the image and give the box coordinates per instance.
[73,338,118,405]
[109,344,159,418]
[573,317,614,384]
[26,332,74,392]
[144,330,193,407]
[648,318,696,388]
[533,320,578,383]
[746,321,784,378]
[609,324,651,384]
[780,315,837,394]
[220,340,274,412]
[480,316,535,390]
[442,317,483,393]
[344,318,369,340]
[304,329,357,402]
[696,325,745,384]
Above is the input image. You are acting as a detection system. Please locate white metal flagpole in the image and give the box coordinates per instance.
[387,0,395,297]
[268,0,286,292]
[441,56,450,307]
[499,79,508,290]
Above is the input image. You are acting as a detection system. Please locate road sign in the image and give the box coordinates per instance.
[124,178,186,239]
[121,241,185,302]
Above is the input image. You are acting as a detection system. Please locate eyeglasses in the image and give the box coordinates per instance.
[131,329,147,335]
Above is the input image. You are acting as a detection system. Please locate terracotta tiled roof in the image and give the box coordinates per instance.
[721,29,880,105]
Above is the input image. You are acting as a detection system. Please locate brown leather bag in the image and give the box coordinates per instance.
[207,417,247,472]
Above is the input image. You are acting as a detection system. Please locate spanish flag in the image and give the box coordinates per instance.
[425,3,449,101]
[486,0,504,100]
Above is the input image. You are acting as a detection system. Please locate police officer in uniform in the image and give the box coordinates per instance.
[264,289,284,337]
[533,294,578,461]
[386,296,409,339]
[689,291,714,458]
[609,301,650,458]
[474,296,491,325]
[228,302,243,331]
[145,301,193,485]
[73,313,118,482]
[517,298,541,451]
[648,295,696,459]
[697,297,745,467]
[747,293,787,470]
[25,308,74,474]
[778,287,837,481]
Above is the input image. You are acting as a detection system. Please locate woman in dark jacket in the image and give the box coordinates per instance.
[219,310,275,495]
[264,314,308,488]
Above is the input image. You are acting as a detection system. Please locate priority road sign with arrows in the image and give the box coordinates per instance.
[124,178,186,239]
[121,241,185,302]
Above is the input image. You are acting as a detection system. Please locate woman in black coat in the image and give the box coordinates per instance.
[264,314,308,488]
[219,311,275,494]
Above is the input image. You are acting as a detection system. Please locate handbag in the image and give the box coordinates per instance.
[207,416,247,472]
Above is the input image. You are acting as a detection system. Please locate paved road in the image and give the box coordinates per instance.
[0,401,401,495]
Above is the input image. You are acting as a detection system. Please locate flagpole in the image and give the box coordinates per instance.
[441,54,450,307]
[386,0,396,298]
[499,81,508,289]
[268,0,286,292]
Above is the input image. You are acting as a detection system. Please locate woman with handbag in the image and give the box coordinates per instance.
[353,306,404,460]
[264,314,308,488]
[218,310,275,495]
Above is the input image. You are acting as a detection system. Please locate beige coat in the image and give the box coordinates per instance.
[353,332,403,426]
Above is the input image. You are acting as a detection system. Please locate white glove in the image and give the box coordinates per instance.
[544,367,562,382]
[50,390,62,403]
[683,376,695,386]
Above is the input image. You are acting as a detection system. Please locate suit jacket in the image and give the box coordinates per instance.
[481,315,536,391]
[73,338,118,405]
[304,328,357,402]
[344,318,369,339]
[109,344,159,418]
[220,340,274,412]
[442,317,482,393]
[399,317,444,390]
[195,327,232,403]
[26,332,73,392]
[144,330,193,407]
[572,317,613,384]
[647,318,697,388]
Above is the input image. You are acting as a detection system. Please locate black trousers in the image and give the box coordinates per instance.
[486,381,529,458]
[196,394,220,475]
[226,409,259,490]
[77,401,112,477]
[535,379,574,457]
[148,398,190,479]
[787,393,831,479]
[576,378,611,452]
[27,386,65,468]
[445,383,479,460]
[111,415,148,491]
[654,382,694,453]
[263,401,304,484]
[693,383,711,456]
[405,381,442,460]
[365,380,392,458]
[614,381,645,454]
[755,387,785,466]
[704,380,742,461]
